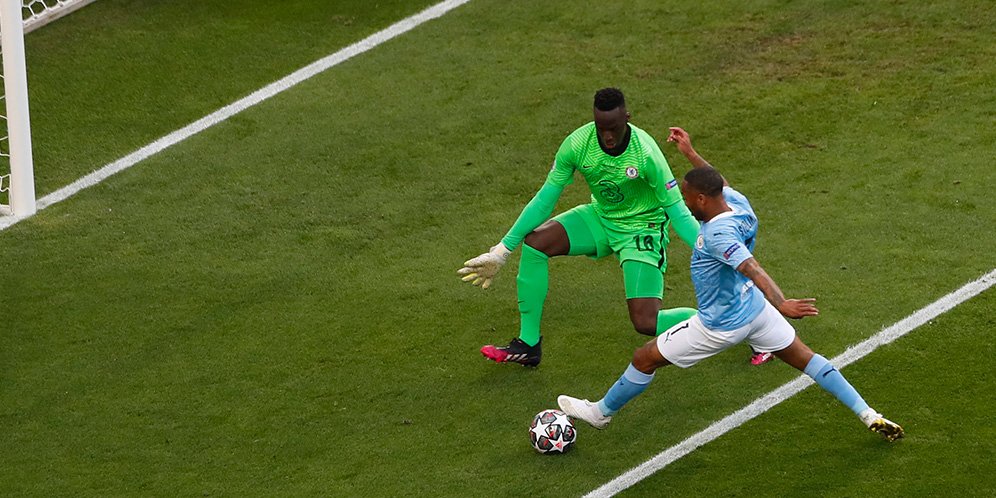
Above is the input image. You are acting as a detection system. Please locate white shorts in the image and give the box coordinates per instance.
[656,301,796,368]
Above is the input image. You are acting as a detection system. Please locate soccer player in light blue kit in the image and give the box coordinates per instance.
[557,127,904,441]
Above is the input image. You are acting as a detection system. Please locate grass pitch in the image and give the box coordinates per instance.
[2,0,994,496]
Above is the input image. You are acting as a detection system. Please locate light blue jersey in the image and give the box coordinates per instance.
[690,187,766,331]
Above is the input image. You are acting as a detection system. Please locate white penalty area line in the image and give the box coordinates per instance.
[0,0,473,232]
[585,267,996,498]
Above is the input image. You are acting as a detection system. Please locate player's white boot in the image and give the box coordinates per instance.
[859,408,904,442]
[557,395,612,430]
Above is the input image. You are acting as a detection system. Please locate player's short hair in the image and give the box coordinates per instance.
[594,88,626,111]
[684,167,725,197]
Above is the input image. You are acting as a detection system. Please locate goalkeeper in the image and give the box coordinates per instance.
[458,88,699,366]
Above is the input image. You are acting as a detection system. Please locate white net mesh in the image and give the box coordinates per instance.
[22,0,98,32]
[0,34,10,209]
[0,110,8,210]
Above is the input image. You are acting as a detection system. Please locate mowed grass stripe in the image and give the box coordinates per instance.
[2,1,992,495]
[587,268,996,497]
[0,0,472,232]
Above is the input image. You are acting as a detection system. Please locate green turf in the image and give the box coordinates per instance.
[2,0,994,496]
[621,291,996,498]
[21,0,441,196]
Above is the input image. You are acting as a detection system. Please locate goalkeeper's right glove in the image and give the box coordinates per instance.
[457,243,512,290]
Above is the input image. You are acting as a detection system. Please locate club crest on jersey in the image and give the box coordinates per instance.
[665,179,678,190]
[696,235,704,249]
[625,166,639,179]
[723,243,740,260]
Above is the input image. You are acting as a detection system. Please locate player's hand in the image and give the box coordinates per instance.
[666,127,696,157]
[778,298,819,319]
[458,243,512,290]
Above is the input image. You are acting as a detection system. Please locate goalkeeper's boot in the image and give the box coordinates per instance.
[480,337,541,367]
[557,395,612,430]
[860,409,905,442]
[750,351,773,366]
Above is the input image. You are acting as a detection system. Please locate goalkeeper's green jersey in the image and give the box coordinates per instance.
[546,122,684,230]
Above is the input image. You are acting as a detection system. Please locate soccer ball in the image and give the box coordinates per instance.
[529,409,576,454]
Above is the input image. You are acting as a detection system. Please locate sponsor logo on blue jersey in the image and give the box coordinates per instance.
[723,243,740,260]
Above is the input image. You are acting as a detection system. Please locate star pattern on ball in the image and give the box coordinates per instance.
[529,409,576,454]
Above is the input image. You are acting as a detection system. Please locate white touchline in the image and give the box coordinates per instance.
[0,0,472,232]
[585,267,996,498]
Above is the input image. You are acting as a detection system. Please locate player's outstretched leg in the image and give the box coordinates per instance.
[775,337,904,442]
[559,342,663,428]
[558,395,612,429]
[480,337,542,367]
[803,353,904,441]
[860,410,905,442]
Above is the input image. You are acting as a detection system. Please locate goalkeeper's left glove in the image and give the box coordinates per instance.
[457,243,512,290]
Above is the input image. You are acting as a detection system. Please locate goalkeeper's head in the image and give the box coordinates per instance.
[593,87,630,150]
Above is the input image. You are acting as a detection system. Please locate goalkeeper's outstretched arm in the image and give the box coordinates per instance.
[499,181,564,251]
[457,181,565,289]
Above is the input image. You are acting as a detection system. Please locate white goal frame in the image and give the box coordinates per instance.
[0,0,34,216]
[0,0,97,216]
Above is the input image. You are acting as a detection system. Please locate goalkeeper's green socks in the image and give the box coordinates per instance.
[656,307,697,335]
[516,244,549,347]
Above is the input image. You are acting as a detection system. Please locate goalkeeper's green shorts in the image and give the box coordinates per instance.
[552,204,669,299]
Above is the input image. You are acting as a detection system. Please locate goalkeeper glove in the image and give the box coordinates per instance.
[458,243,512,290]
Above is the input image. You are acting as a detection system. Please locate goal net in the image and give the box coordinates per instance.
[1,0,97,216]
[23,0,98,33]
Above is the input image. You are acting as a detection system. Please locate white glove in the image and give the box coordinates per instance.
[458,243,512,290]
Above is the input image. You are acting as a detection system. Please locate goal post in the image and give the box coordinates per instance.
[1,0,35,216]
[0,0,98,217]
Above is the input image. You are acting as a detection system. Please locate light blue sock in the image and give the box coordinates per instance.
[596,363,655,416]
[804,354,870,416]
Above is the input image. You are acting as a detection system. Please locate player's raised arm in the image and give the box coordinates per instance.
[736,258,819,319]
[666,127,728,186]
[643,132,699,248]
